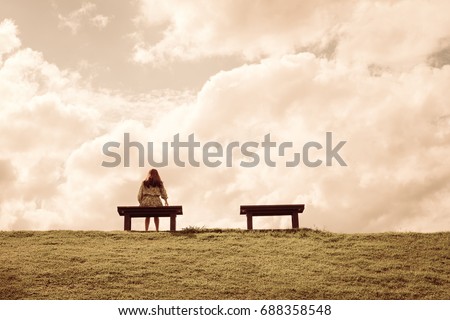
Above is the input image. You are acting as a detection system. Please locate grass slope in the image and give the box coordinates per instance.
[0,229,448,300]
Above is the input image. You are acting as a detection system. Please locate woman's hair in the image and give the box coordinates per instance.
[144,169,163,188]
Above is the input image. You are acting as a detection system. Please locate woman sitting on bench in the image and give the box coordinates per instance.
[137,169,169,231]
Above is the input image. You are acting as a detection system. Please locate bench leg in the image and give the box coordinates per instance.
[291,213,299,229]
[246,214,253,230]
[170,214,176,231]
[124,215,132,231]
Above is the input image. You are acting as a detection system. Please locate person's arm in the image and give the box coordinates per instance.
[160,184,169,206]
[137,183,143,203]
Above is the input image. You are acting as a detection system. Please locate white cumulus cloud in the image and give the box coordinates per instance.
[0,19,21,57]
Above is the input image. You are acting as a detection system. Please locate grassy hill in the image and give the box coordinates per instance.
[0,229,448,299]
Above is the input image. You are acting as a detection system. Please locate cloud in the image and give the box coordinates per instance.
[57,3,111,34]
[0,33,108,229]
[44,52,448,233]
[428,38,450,68]
[91,14,111,29]
[133,0,352,64]
[0,158,16,204]
[334,0,450,69]
[0,19,192,230]
[184,54,450,232]
[0,19,21,57]
[133,0,450,70]
[0,47,98,155]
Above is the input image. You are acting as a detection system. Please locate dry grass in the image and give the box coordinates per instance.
[0,229,448,299]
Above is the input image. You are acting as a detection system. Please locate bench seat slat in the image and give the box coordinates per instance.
[118,213,179,217]
[118,206,182,215]
[241,210,300,216]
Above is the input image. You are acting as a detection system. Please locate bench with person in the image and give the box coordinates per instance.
[117,206,183,231]
[240,204,305,230]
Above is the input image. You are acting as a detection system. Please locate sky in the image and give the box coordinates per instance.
[1,0,449,232]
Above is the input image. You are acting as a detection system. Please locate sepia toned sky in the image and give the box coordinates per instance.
[1,0,449,232]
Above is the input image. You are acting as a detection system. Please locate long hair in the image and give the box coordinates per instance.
[144,169,163,188]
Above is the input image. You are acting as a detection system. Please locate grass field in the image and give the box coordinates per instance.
[0,229,448,300]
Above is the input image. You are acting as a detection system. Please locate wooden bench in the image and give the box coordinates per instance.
[117,206,183,231]
[240,204,305,230]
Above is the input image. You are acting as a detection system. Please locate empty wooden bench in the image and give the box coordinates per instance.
[240,204,305,230]
[117,206,183,231]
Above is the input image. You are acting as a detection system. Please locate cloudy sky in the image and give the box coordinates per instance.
[1,0,449,232]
